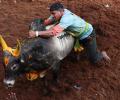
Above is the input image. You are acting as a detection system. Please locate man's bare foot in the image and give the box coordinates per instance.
[101,51,111,62]
[94,51,111,67]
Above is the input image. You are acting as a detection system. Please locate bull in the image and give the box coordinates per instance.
[0,19,75,89]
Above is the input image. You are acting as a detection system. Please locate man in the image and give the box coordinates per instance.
[29,2,111,65]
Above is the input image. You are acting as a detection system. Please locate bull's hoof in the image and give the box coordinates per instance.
[53,79,60,85]
[49,80,61,92]
[43,88,51,96]
[49,85,60,92]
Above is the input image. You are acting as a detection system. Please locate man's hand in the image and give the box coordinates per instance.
[29,30,36,38]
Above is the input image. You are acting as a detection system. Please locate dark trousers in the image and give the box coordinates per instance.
[79,30,103,64]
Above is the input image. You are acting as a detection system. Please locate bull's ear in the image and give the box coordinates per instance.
[12,39,21,57]
[0,35,8,51]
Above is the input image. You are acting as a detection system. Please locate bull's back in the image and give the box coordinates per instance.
[20,34,74,62]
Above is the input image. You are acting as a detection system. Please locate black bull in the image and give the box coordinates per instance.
[0,19,75,87]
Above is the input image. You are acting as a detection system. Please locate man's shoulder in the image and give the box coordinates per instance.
[60,14,73,23]
[64,9,73,15]
[62,9,74,20]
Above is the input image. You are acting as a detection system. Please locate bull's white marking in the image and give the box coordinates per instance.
[49,32,74,60]
[3,79,15,87]
[20,59,24,63]
[46,24,55,30]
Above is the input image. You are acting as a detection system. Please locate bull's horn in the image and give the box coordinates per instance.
[0,35,8,51]
[12,39,21,57]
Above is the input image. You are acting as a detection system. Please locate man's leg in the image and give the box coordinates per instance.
[80,30,110,65]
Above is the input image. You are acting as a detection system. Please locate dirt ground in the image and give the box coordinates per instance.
[0,0,120,100]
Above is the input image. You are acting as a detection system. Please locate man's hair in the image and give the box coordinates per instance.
[50,2,64,11]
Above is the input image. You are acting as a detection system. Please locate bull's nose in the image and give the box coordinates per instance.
[3,79,15,87]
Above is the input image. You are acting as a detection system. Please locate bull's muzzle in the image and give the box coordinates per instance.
[3,79,15,87]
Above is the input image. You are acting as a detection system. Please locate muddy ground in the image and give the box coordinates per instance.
[0,0,120,100]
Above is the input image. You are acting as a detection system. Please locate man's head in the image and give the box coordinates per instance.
[50,2,64,20]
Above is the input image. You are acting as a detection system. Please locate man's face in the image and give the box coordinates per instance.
[51,10,63,21]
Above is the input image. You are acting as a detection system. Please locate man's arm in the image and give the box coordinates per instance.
[29,30,54,38]
[29,24,64,38]
[44,15,55,26]
[44,19,53,26]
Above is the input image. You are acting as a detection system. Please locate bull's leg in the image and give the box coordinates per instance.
[52,61,61,84]
[44,61,61,92]
[40,60,61,94]
[41,76,51,95]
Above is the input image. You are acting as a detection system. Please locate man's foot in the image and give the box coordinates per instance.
[101,51,111,62]
[94,51,111,67]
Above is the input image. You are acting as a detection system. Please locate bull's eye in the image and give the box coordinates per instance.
[11,64,18,71]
